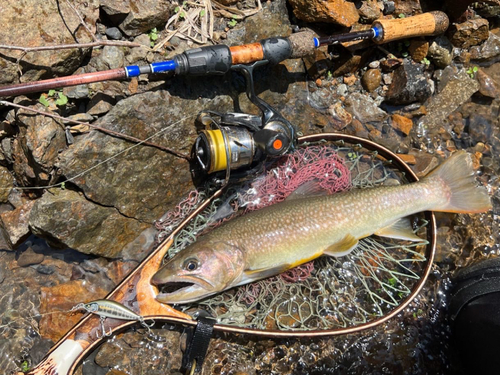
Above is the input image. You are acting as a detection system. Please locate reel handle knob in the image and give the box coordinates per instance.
[254,129,289,156]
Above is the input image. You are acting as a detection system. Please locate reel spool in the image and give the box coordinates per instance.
[193,112,293,174]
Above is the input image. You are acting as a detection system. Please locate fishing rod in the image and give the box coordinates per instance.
[0,11,449,98]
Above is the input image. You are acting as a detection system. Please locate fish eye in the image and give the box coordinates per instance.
[183,258,199,271]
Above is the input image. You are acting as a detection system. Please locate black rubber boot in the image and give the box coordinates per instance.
[449,257,500,375]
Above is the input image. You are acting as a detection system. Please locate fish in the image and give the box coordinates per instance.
[151,151,491,304]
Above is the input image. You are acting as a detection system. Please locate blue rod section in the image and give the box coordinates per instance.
[150,60,177,73]
[125,60,177,77]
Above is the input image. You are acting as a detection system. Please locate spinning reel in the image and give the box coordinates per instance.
[192,61,296,180]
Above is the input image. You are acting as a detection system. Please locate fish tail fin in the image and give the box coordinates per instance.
[423,151,491,213]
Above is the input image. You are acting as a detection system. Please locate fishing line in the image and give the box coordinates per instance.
[0,103,196,190]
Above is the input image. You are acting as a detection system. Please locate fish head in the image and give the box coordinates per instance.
[151,239,246,304]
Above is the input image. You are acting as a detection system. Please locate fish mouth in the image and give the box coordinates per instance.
[152,274,216,304]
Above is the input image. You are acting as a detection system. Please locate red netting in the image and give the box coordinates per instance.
[242,146,351,212]
[155,190,201,232]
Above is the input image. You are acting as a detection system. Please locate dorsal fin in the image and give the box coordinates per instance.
[285,180,329,201]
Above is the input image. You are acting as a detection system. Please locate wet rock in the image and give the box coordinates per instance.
[288,0,359,27]
[380,57,403,72]
[101,0,172,37]
[358,0,383,22]
[303,48,332,80]
[0,200,35,249]
[0,0,99,85]
[383,1,396,15]
[95,330,182,373]
[361,69,382,92]
[448,17,489,48]
[418,68,479,130]
[344,93,388,123]
[470,32,500,63]
[0,166,13,202]
[333,54,363,76]
[29,189,148,257]
[13,107,67,185]
[17,247,45,267]
[385,60,433,105]
[476,68,500,98]
[343,74,358,86]
[391,114,413,135]
[408,150,439,177]
[328,102,353,130]
[39,279,107,342]
[105,27,123,40]
[428,36,453,69]
[396,153,416,164]
[408,40,429,63]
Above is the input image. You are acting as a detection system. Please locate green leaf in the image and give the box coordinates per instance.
[39,94,51,107]
[48,89,56,97]
[150,33,158,41]
[398,13,406,18]
[21,361,30,372]
[150,41,155,47]
[200,9,206,17]
[179,11,185,18]
[55,92,68,106]
[473,66,479,72]
[60,181,66,190]
[174,6,180,13]
[228,18,237,27]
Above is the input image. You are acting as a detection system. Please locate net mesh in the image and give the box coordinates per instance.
[155,142,429,331]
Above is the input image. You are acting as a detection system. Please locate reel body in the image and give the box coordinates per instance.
[192,61,296,178]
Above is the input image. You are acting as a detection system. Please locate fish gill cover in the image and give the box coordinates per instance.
[155,142,429,331]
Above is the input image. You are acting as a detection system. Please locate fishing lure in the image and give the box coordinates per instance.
[71,300,154,338]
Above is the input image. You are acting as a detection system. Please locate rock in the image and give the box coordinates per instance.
[0,166,13,203]
[394,0,422,14]
[328,102,353,130]
[408,40,429,63]
[369,61,381,69]
[0,200,36,248]
[13,106,67,185]
[358,0,383,22]
[362,69,382,92]
[57,89,231,224]
[95,330,182,373]
[470,32,500,63]
[448,17,489,48]
[476,68,500,98]
[105,27,123,40]
[343,74,357,86]
[383,1,396,15]
[17,247,45,267]
[93,46,126,71]
[63,113,94,124]
[0,0,99,85]
[287,0,359,27]
[87,94,115,116]
[29,189,149,257]
[380,57,403,72]
[418,68,479,130]
[385,60,433,105]
[303,48,332,80]
[428,36,453,69]
[102,0,172,37]
[391,114,413,135]
[344,93,388,123]
[408,151,439,177]
[396,153,416,164]
[39,279,108,342]
[333,54,363,77]
[63,84,90,99]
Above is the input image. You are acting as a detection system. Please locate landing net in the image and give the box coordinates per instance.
[155,142,429,331]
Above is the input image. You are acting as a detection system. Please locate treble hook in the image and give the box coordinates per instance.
[98,316,113,338]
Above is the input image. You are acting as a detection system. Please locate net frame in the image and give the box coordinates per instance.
[153,133,437,337]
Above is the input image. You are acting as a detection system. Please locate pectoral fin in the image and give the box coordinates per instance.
[375,217,423,241]
[239,264,291,285]
[324,234,359,257]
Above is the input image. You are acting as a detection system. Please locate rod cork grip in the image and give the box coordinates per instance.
[372,11,449,44]
[288,31,318,58]
[230,43,264,64]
